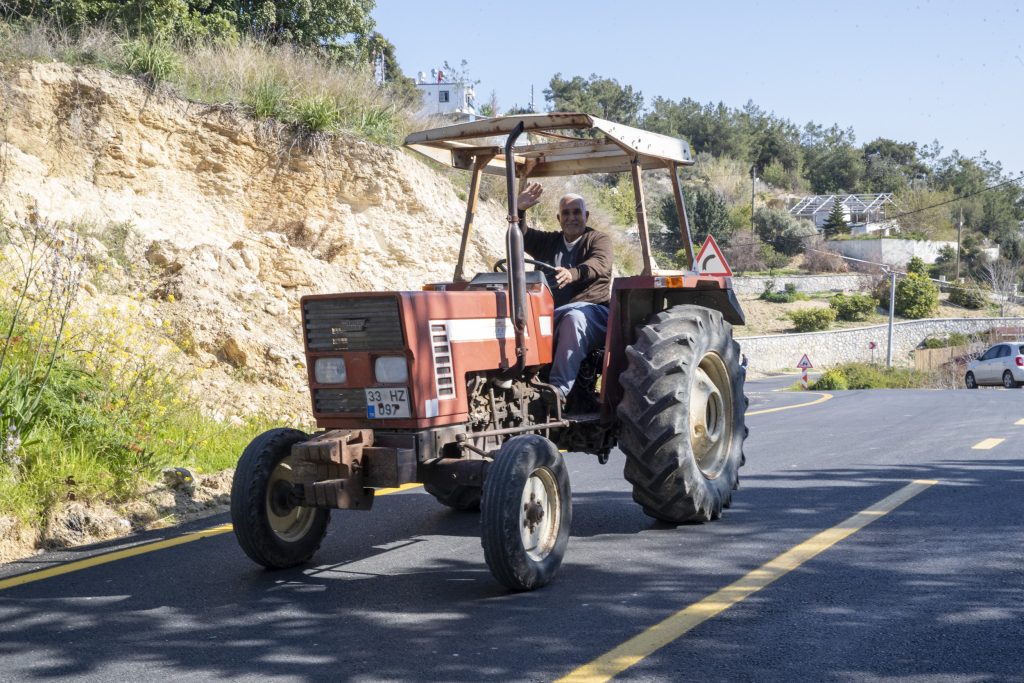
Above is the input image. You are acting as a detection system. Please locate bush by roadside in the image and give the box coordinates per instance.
[0,215,285,559]
[829,292,878,321]
[788,307,836,332]
[759,281,808,303]
[947,282,989,309]
[809,362,933,390]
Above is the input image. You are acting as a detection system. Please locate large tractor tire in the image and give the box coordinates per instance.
[480,435,571,591]
[617,305,747,523]
[424,482,482,511]
[231,428,330,569]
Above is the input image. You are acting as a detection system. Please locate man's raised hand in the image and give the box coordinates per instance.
[517,182,543,210]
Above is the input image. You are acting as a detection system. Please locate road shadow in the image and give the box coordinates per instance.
[2,457,1022,681]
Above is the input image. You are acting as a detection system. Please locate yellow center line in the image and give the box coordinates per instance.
[972,438,1005,450]
[555,479,939,683]
[0,483,422,592]
[1015,419,1024,426]
[747,392,832,416]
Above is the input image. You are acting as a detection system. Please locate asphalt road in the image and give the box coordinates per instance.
[1,376,1022,682]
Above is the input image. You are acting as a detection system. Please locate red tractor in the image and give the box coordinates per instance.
[231,113,747,591]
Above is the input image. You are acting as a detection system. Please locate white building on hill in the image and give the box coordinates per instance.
[789,193,897,235]
[416,68,476,121]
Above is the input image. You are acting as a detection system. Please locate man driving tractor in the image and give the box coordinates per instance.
[517,182,612,406]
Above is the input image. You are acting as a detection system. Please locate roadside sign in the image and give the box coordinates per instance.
[796,354,813,369]
[868,341,877,350]
[695,235,732,276]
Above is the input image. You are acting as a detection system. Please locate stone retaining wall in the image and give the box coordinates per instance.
[736,317,1024,372]
[733,274,874,297]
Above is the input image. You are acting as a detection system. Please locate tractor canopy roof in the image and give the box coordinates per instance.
[404,112,694,177]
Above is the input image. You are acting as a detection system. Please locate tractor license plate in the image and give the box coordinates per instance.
[365,388,411,419]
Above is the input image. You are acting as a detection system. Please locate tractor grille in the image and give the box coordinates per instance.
[314,388,367,414]
[304,297,404,352]
[429,322,456,399]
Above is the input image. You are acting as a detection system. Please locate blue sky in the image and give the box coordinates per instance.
[373,1,1024,175]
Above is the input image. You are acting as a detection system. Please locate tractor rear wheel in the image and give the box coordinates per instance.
[617,305,747,523]
[480,435,571,591]
[231,428,330,569]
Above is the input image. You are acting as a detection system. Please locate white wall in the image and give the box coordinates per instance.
[736,317,1024,372]
[733,274,875,297]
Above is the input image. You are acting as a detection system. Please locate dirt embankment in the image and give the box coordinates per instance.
[0,62,512,562]
[1,61,510,420]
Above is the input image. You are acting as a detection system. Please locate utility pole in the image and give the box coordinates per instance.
[750,166,756,233]
[955,205,963,280]
[887,269,896,368]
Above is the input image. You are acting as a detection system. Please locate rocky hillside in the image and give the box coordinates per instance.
[1,62,509,422]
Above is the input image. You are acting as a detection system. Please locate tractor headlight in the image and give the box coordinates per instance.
[314,357,347,384]
[374,356,408,383]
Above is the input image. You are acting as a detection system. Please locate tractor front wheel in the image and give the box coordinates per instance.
[480,435,571,591]
[617,305,747,523]
[230,428,330,569]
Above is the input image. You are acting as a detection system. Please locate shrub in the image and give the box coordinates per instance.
[906,256,928,276]
[812,368,848,390]
[948,282,988,309]
[873,276,893,310]
[829,293,878,321]
[722,240,764,273]
[244,78,290,118]
[754,207,817,256]
[922,333,970,349]
[121,38,179,84]
[837,363,930,389]
[948,332,968,346]
[290,93,341,133]
[0,215,280,530]
[597,175,636,225]
[788,307,836,332]
[802,246,849,273]
[759,282,807,303]
[759,243,790,270]
[895,273,939,319]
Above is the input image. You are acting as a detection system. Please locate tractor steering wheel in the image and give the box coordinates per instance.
[493,258,558,275]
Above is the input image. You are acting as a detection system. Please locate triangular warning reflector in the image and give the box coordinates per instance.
[695,235,732,276]
[796,354,813,369]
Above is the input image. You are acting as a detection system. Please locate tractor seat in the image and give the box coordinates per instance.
[466,271,546,290]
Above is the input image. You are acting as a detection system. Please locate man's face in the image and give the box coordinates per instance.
[558,198,588,240]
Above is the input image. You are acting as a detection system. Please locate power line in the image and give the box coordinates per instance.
[877,174,1024,223]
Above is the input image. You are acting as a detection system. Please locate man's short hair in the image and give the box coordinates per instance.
[559,193,587,211]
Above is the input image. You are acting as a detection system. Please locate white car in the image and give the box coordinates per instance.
[965,342,1024,388]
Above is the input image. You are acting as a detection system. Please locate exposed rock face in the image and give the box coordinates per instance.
[0,62,509,420]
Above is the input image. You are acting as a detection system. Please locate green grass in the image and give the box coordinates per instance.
[290,93,341,134]
[1,300,275,526]
[0,216,285,529]
[121,38,179,85]
[0,20,416,146]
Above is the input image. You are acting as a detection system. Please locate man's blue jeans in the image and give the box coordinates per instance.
[549,301,609,399]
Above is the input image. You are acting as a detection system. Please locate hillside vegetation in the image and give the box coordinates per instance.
[0,57,512,561]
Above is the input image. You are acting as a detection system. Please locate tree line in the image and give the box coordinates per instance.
[541,73,1024,261]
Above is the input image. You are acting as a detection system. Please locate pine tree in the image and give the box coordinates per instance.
[821,198,849,238]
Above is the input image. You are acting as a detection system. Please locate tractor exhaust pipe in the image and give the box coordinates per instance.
[501,121,528,380]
